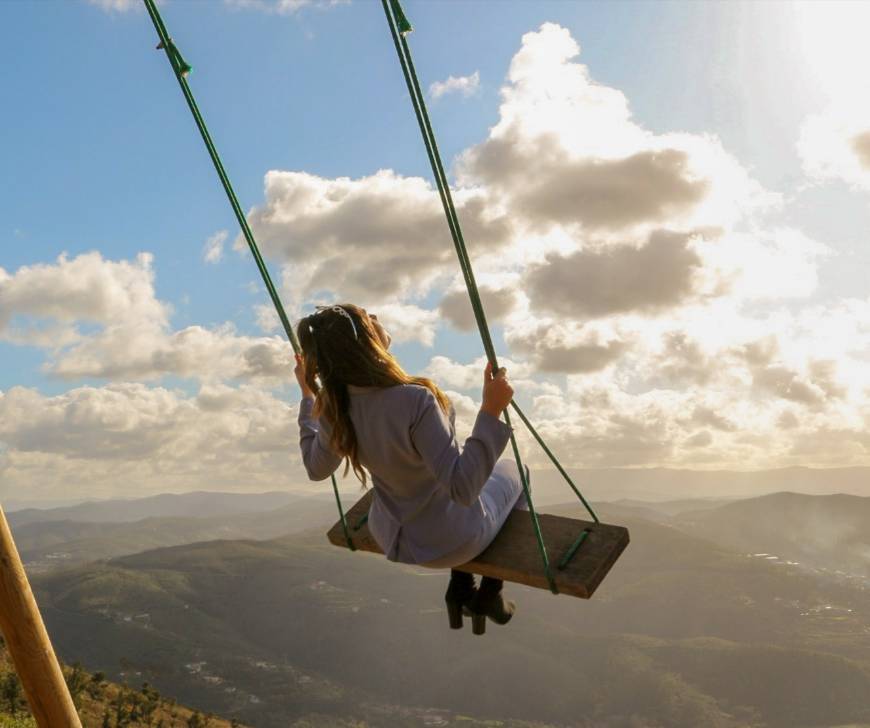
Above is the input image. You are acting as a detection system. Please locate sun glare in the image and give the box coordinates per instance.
[794,0,870,101]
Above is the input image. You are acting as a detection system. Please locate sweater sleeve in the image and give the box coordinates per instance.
[410,388,512,507]
[297,397,342,481]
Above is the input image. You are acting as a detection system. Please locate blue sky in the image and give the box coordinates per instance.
[3,0,870,503]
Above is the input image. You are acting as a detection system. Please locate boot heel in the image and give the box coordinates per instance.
[446,600,464,629]
[471,613,486,635]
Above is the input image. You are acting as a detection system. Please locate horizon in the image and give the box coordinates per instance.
[8,463,870,512]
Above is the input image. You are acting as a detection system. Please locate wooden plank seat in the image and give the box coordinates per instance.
[327,490,630,598]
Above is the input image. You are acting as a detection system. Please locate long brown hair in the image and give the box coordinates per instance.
[297,303,450,485]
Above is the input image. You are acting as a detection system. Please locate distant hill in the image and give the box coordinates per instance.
[7,491,314,527]
[675,491,870,577]
[12,464,870,526]
[32,509,870,728]
[611,496,736,516]
[13,497,340,572]
[556,496,732,528]
[530,466,870,503]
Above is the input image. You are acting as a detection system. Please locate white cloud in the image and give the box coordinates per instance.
[0,384,337,500]
[798,98,870,192]
[422,355,535,393]
[224,0,348,15]
[430,71,480,100]
[1,252,296,384]
[203,230,228,264]
[525,230,705,318]
[438,286,518,331]
[0,252,168,342]
[793,3,870,192]
[254,302,281,334]
[365,303,439,347]
[242,169,512,303]
[505,318,630,375]
[87,0,140,12]
[456,23,778,237]
[700,227,828,301]
[47,325,295,383]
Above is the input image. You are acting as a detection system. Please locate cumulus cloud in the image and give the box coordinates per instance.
[87,0,140,12]
[224,0,348,14]
[852,131,870,170]
[47,325,294,383]
[464,288,870,470]
[798,99,870,191]
[0,384,335,500]
[243,169,512,302]
[748,356,845,410]
[422,355,535,392]
[236,21,778,341]
[646,331,723,388]
[1,252,295,384]
[684,430,713,449]
[438,286,518,331]
[456,23,777,236]
[505,319,628,374]
[794,2,870,191]
[701,227,828,302]
[464,141,710,234]
[688,406,737,433]
[430,71,481,100]
[203,230,228,264]
[0,252,167,341]
[366,303,440,347]
[525,230,705,318]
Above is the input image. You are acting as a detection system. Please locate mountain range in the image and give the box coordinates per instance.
[15,488,870,727]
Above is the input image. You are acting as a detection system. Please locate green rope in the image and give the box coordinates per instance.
[382,0,566,591]
[142,0,355,552]
[558,528,591,571]
[509,405,599,524]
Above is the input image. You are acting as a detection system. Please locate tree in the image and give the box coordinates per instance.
[0,672,21,716]
[64,663,88,709]
[114,688,129,728]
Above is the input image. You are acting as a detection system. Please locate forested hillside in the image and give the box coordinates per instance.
[0,640,242,728]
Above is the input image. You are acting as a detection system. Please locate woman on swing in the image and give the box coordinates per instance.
[294,303,528,634]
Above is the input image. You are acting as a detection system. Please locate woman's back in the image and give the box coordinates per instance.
[299,382,512,564]
[347,384,440,524]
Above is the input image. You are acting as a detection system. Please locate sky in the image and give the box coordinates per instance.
[2,0,870,505]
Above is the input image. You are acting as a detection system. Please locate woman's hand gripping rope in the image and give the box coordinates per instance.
[295,354,315,399]
[481,361,513,419]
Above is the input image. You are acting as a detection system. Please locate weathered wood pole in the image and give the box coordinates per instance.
[0,504,81,727]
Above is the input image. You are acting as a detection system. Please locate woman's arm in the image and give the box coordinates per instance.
[411,383,512,507]
[298,397,342,481]
[294,353,340,481]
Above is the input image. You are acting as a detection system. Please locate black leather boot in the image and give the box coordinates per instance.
[445,569,477,629]
[467,576,515,635]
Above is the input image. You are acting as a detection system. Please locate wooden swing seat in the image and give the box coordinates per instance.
[327,490,629,598]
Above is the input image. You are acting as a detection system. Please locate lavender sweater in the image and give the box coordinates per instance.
[298,384,512,564]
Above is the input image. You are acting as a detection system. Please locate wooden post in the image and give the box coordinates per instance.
[0,505,81,727]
